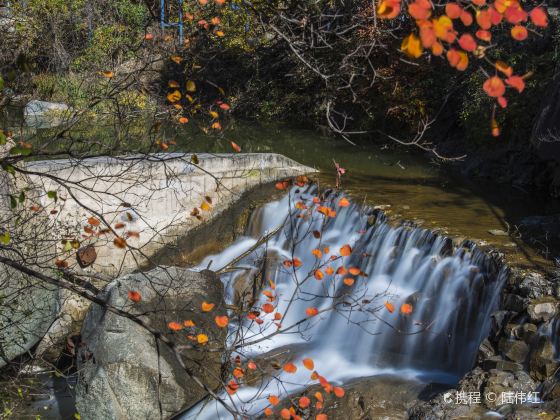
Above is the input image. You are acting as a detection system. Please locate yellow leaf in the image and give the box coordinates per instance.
[401,33,423,58]
[167,90,182,103]
[101,71,114,78]
[170,55,183,64]
[209,110,219,118]
[201,201,212,211]
[168,80,180,88]
[186,80,196,93]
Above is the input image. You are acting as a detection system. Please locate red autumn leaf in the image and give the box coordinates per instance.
[489,6,502,25]
[168,321,183,331]
[293,257,302,267]
[530,7,548,28]
[283,362,297,373]
[128,290,142,302]
[476,9,492,30]
[306,307,319,317]
[263,407,273,417]
[230,141,241,152]
[333,387,345,398]
[280,408,291,420]
[215,315,229,328]
[458,34,476,52]
[248,361,257,370]
[506,75,525,93]
[497,96,508,109]
[445,3,461,19]
[226,379,238,394]
[401,303,413,315]
[233,367,244,378]
[476,30,492,42]
[408,2,431,20]
[316,415,327,420]
[262,303,275,313]
[87,217,100,226]
[511,25,528,41]
[312,249,323,259]
[504,6,528,25]
[275,180,290,190]
[269,395,280,406]
[219,103,231,110]
[495,61,513,77]
[459,10,473,26]
[303,358,315,370]
[472,0,486,6]
[114,222,126,229]
[314,270,324,280]
[483,77,506,98]
[299,396,311,408]
[384,301,395,313]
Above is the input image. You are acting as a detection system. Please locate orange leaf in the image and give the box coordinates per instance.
[299,396,311,409]
[314,270,324,280]
[377,0,401,19]
[230,141,241,153]
[505,6,528,25]
[128,290,141,302]
[506,75,525,93]
[87,217,100,226]
[491,118,500,137]
[458,34,476,52]
[325,266,334,275]
[333,387,345,398]
[264,407,273,417]
[197,333,208,344]
[269,395,280,406]
[483,76,506,98]
[497,96,508,109]
[459,10,473,26]
[384,301,395,313]
[202,301,215,312]
[275,180,290,190]
[226,380,238,394]
[530,7,548,27]
[306,307,319,317]
[400,33,423,58]
[316,415,327,420]
[262,303,275,313]
[401,303,413,315]
[476,9,492,30]
[312,249,323,259]
[248,361,257,370]
[144,33,154,40]
[293,257,302,268]
[179,117,189,124]
[101,71,114,79]
[168,321,183,331]
[445,3,461,19]
[408,2,431,20]
[511,25,528,41]
[476,30,492,42]
[280,409,291,420]
[338,197,350,207]
[315,391,324,402]
[303,358,314,370]
[343,278,355,286]
[283,362,297,373]
[113,237,127,249]
[184,320,195,327]
[233,367,244,378]
[340,244,352,256]
[215,315,229,328]
[495,61,513,77]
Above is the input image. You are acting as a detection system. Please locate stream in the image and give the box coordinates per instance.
[183,186,507,419]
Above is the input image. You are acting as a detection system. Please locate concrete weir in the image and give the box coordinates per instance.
[26,152,316,277]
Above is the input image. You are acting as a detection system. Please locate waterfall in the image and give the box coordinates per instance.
[183,186,507,419]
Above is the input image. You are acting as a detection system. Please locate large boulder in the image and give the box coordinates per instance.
[76,266,226,420]
[0,141,59,368]
[24,100,71,128]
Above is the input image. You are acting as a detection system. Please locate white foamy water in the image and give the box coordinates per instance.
[183,186,507,419]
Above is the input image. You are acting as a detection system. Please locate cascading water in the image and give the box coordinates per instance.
[183,186,507,419]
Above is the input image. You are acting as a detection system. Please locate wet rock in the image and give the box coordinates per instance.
[483,369,536,409]
[502,293,528,312]
[542,373,560,401]
[478,338,496,363]
[488,229,509,236]
[490,310,515,337]
[76,267,225,420]
[527,297,558,323]
[499,338,529,363]
[518,272,553,299]
[482,356,523,373]
[504,323,538,342]
[529,336,559,381]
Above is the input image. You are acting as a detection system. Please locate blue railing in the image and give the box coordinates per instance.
[160,0,184,44]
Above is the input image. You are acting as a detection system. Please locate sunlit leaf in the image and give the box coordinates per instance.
[299,396,311,408]
[262,303,275,313]
[201,302,215,312]
[230,141,241,152]
[338,197,350,207]
[269,395,280,406]
[511,25,528,41]
[483,76,506,98]
[306,307,319,317]
[530,7,548,27]
[168,321,183,331]
[340,244,352,256]
[400,33,423,58]
[400,303,413,315]
[283,362,297,373]
[197,333,208,344]
[101,71,114,78]
[334,387,345,398]
[215,315,229,328]
[314,270,324,280]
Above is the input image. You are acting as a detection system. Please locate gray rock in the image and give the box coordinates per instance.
[482,356,523,373]
[518,272,554,299]
[24,100,71,128]
[488,229,509,236]
[502,294,528,312]
[504,323,538,342]
[527,297,558,323]
[76,267,226,420]
[499,339,529,363]
[484,369,536,409]
[478,338,496,363]
[529,336,559,381]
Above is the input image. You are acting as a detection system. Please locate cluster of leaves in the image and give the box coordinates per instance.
[378,0,550,136]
